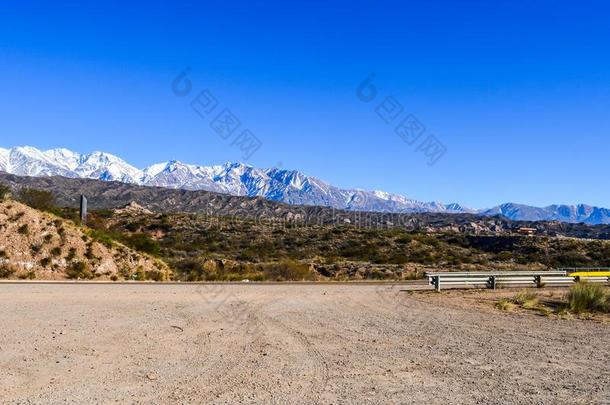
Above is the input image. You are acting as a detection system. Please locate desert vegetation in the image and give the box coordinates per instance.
[67,206,610,281]
[17,187,57,212]
[567,283,610,313]
[2,184,610,282]
[0,184,10,200]
[496,284,610,318]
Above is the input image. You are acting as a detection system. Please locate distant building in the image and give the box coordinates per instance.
[517,227,537,236]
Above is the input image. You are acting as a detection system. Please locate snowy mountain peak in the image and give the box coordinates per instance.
[0,146,462,214]
[0,146,608,224]
[478,203,610,225]
[142,161,171,178]
[0,148,10,171]
[43,148,82,171]
[75,151,141,183]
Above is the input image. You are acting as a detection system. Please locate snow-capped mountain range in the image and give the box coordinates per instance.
[1,146,609,225]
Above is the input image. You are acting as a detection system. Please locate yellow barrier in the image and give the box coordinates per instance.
[568,272,610,277]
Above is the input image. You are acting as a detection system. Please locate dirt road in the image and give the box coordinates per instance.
[0,284,608,404]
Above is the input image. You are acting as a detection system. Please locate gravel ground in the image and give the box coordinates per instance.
[0,284,608,404]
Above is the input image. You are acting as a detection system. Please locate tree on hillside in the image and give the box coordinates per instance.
[0,184,10,201]
[17,188,57,212]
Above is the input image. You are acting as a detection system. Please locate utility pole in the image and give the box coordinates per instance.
[80,195,88,225]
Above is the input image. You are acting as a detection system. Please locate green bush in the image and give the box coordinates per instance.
[66,261,93,280]
[17,188,57,212]
[496,251,513,261]
[129,266,165,281]
[66,247,77,261]
[413,234,441,248]
[567,283,610,313]
[387,253,410,265]
[88,229,114,248]
[365,269,390,280]
[0,184,10,200]
[19,271,36,280]
[40,257,51,267]
[237,248,260,262]
[124,233,160,256]
[0,263,15,278]
[260,260,314,281]
[143,269,166,281]
[17,224,29,235]
[85,243,96,260]
[132,267,146,281]
[496,299,516,312]
[125,222,140,232]
[512,291,539,308]
[10,212,25,222]
[395,235,413,244]
[173,259,206,281]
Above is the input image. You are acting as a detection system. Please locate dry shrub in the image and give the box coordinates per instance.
[567,283,610,313]
[19,271,36,280]
[261,260,314,281]
[0,263,16,278]
[17,224,29,235]
[512,290,539,309]
[0,184,10,200]
[66,261,93,280]
[17,188,56,212]
[496,299,516,312]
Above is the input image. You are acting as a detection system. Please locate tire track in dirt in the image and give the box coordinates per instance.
[151,301,214,402]
[265,316,330,404]
[195,294,330,403]
[141,298,261,402]
[184,299,270,401]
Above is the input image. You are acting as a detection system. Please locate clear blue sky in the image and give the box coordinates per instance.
[1,1,609,208]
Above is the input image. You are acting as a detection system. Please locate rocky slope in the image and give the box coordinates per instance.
[0,200,170,280]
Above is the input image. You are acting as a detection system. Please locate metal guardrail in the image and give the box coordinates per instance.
[426,270,567,279]
[425,270,610,291]
[558,267,610,273]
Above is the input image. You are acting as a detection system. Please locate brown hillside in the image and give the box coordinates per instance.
[0,201,170,280]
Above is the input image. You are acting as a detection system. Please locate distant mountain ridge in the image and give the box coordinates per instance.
[0,146,608,225]
[0,146,468,214]
[480,203,610,225]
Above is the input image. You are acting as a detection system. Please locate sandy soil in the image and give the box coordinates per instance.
[0,284,608,404]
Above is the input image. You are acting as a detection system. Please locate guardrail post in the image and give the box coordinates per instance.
[489,276,496,290]
[535,275,542,288]
[433,276,441,292]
